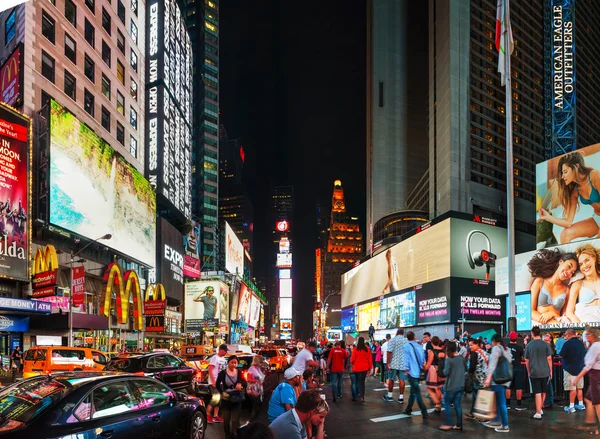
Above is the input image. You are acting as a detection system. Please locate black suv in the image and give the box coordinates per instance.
[105,353,195,393]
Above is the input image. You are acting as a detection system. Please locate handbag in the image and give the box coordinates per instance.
[492,348,513,384]
[222,372,246,403]
[409,343,426,381]
[464,373,474,394]
[473,388,496,420]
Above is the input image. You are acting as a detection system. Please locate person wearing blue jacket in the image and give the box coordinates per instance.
[401,331,428,418]
[560,328,586,412]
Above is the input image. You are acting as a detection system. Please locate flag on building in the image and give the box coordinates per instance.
[496,0,514,86]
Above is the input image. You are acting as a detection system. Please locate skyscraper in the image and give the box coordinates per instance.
[184,0,220,270]
[366,0,429,248]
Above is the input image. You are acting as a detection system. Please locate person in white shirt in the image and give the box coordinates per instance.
[380,334,391,384]
[292,342,319,374]
[207,344,228,423]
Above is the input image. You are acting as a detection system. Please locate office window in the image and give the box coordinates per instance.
[130,107,137,129]
[102,8,111,35]
[130,49,137,72]
[116,122,124,145]
[117,0,125,23]
[85,19,95,47]
[85,0,94,14]
[102,41,111,67]
[117,91,124,115]
[5,9,16,44]
[102,74,110,100]
[130,136,137,158]
[117,60,124,84]
[131,0,138,16]
[130,78,137,100]
[64,33,76,64]
[84,55,95,83]
[41,51,55,83]
[117,30,125,54]
[41,10,55,44]
[130,20,138,45]
[41,90,53,108]
[64,70,76,101]
[84,89,94,116]
[101,106,110,131]
[64,0,76,27]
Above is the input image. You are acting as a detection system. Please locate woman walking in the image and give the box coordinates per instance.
[439,343,466,431]
[216,355,247,439]
[375,341,382,378]
[483,334,512,433]
[246,355,265,422]
[465,338,488,420]
[425,336,446,412]
[573,327,600,435]
[350,337,372,403]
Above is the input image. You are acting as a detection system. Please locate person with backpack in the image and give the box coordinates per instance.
[439,343,466,431]
[425,336,446,412]
[465,338,488,420]
[482,334,513,433]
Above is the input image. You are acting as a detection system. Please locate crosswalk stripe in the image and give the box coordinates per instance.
[370,407,444,423]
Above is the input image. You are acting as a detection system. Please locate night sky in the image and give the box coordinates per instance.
[220,1,366,339]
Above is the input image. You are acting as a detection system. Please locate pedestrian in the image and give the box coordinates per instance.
[269,390,328,439]
[573,327,600,435]
[425,336,446,412]
[380,334,391,384]
[10,346,21,381]
[247,355,266,421]
[439,343,465,431]
[482,334,512,433]
[292,341,319,374]
[543,333,556,408]
[374,341,382,377]
[383,328,408,403]
[506,331,528,411]
[207,344,228,423]
[423,332,433,352]
[326,341,348,403]
[216,355,247,439]
[402,331,429,418]
[556,330,567,355]
[350,337,372,403]
[464,338,488,420]
[267,367,302,422]
[525,326,553,420]
[560,328,586,413]
[348,345,359,401]
[458,341,468,359]
[368,323,375,343]
[371,341,378,376]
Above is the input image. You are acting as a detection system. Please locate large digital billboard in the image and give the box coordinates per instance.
[341,307,356,332]
[183,220,201,278]
[49,100,156,266]
[277,253,292,268]
[0,102,30,280]
[0,43,23,107]
[237,283,252,323]
[536,144,600,247]
[416,280,451,325]
[146,0,193,219]
[225,222,243,275]
[156,218,184,302]
[184,280,227,330]
[342,218,507,308]
[249,295,261,328]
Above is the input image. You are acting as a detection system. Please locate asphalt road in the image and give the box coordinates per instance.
[205,373,593,438]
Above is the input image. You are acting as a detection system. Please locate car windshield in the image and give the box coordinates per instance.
[258,350,278,358]
[0,377,73,424]
[105,357,142,372]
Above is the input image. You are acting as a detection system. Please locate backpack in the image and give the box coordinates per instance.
[493,347,513,384]
[435,350,447,378]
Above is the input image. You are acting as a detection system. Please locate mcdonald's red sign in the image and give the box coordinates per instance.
[145,315,165,332]
[0,44,23,107]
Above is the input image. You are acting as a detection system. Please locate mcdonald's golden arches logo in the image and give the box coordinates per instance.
[0,45,22,107]
[100,262,143,330]
[32,245,58,295]
[145,315,165,332]
[144,283,167,315]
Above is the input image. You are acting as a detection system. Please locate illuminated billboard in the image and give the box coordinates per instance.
[280,297,292,319]
[342,218,506,308]
[536,144,600,247]
[183,220,201,278]
[156,218,184,302]
[225,222,243,275]
[249,295,260,328]
[0,43,23,107]
[276,253,292,268]
[49,100,156,266]
[237,283,252,323]
[279,237,290,253]
[279,278,292,297]
[0,102,30,280]
[184,280,228,330]
[146,0,193,219]
[279,269,291,279]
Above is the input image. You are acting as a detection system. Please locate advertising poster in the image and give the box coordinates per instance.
[276,253,292,268]
[0,44,23,107]
[280,297,292,320]
[225,222,243,275]
[49,100,156,267]
[506,293,532,332]
[416,279,451,325]
[341,307,356,332]
[219,282,229,325]
[379,289,416,329]
[183,220,201,278]
[536,144,600,247]
[249,295,260,328]
[357,300,380,332]
[230,282,240,321]
[451,278,504,324]
[0,103,29,280]
[237,283,252,323]
[184,281,220,330]
[156,218,184,302]
[71,266,85,307]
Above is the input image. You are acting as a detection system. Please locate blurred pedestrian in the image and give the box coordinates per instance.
[439,343,465,431]
[247,355,266,421]
[573,327,600,435]
[483,334,512,433]
[351,337,372,403]
[216,355,247,439]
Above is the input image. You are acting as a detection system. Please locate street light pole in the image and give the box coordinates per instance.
[68,233,112,347]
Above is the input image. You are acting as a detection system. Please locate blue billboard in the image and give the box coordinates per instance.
[341,307,356,332]
[507,293,531,332]
[0,315,29,332]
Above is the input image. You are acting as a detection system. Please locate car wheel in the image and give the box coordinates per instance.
[190,411,205,439]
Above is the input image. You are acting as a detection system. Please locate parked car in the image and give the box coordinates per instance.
[105,352,195,393]
[258,349,291,371]
[23,346,108,378]
[0,372,206,438]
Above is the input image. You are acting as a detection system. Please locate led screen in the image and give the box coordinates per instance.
[279,269,291,279]
[225,222,243,275]
[279,279,292,297]
[280,297,292,319]
[49,100,156,266]
[276,253,292,268]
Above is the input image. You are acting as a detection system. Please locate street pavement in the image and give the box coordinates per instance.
[205,373,594,439]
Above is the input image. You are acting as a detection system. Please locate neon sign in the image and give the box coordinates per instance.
[100,262,143,330]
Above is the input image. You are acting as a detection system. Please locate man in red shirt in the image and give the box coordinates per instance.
[327,340,348,402]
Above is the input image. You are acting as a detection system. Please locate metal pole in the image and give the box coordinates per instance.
[68,252,74,347]
[505,0,517,333]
